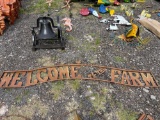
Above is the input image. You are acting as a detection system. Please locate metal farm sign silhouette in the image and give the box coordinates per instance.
[0,64,158,88]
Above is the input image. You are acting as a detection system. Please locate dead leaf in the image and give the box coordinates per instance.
[118,34,127,41]
[74,112,82,120]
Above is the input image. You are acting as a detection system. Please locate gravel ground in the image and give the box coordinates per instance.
[0,0,160,120]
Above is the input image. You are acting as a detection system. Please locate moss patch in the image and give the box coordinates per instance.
[49,81,65,100]
[14,90,30,104]
[117,109,137,120]
[23,0,63,14]
[67,80,81,91]
[4,95,49,120]
[114,56,126,63]
[37,56,54,66]
[90,93,106,112]
[65,99,79,120]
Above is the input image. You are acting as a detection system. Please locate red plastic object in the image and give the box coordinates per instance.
[80,8,90,16]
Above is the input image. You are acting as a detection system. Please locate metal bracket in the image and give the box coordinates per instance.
[106,24,118,31]
[113,15,131,25]
[99,19,109,23]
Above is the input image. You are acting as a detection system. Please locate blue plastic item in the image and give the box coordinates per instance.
[88,7,95,14]
[158,13,160,17]
[99,4,107,13]
[88,7,102,18]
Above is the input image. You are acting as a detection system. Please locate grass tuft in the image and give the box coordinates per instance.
[114,56,125,63]
[117,109,137,120]
[50,81,65,100]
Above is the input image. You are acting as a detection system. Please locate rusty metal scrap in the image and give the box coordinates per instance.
[88,68,106,78]
[138,113,154,120]
[0,0,21,35]
[0,7,5,35]
[0,114,30,120]
[0,64,159,88]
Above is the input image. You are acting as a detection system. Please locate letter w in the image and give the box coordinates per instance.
[0,72,14,87]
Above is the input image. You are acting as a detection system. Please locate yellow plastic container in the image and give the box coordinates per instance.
[126,23,139,38]
[109,0,115,3]
[98,0,105,4]
[109,9,115,16]
[136,0,145,2]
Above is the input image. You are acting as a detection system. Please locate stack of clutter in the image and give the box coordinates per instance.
[0,0,21,35]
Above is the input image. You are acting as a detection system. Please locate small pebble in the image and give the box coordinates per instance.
[90,96,95,100]
[143,88,149,93]
[150,95,156,100]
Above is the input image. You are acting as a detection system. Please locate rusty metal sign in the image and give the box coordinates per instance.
[138,113,154,120]
[0,64,159,88]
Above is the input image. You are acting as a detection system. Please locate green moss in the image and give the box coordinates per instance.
[65,99,79,111]
[49,81,65,100]
[104,98,138,120]
[5,95,49,120]
[78,41,97,52]
[57,8,70,16]
[95,38,101,45]
[117,109,137,120]
[23,90,30,96]
[15,90,30,104]
[90,88,108,111]
[15,95,22,104]
[19,8,26,14]
[89,110,94,116]
[115,102,138,120]
[89,33,97,38]
[27,0,48,13]
[101,88,108,94]
[90,93,106,112]
[23,0,62,14]
[68,80,81,91]
[37,56,54,66]
[68,35,77,41]
[78,34,102,52]
[31,71,37,80]
[114,6,122,12]
[41,72,48,78]
[5,88,12,93]
[114,56,125,63]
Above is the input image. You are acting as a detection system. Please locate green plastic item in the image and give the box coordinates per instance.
[124,0,130,2]
[102,0,111,4]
